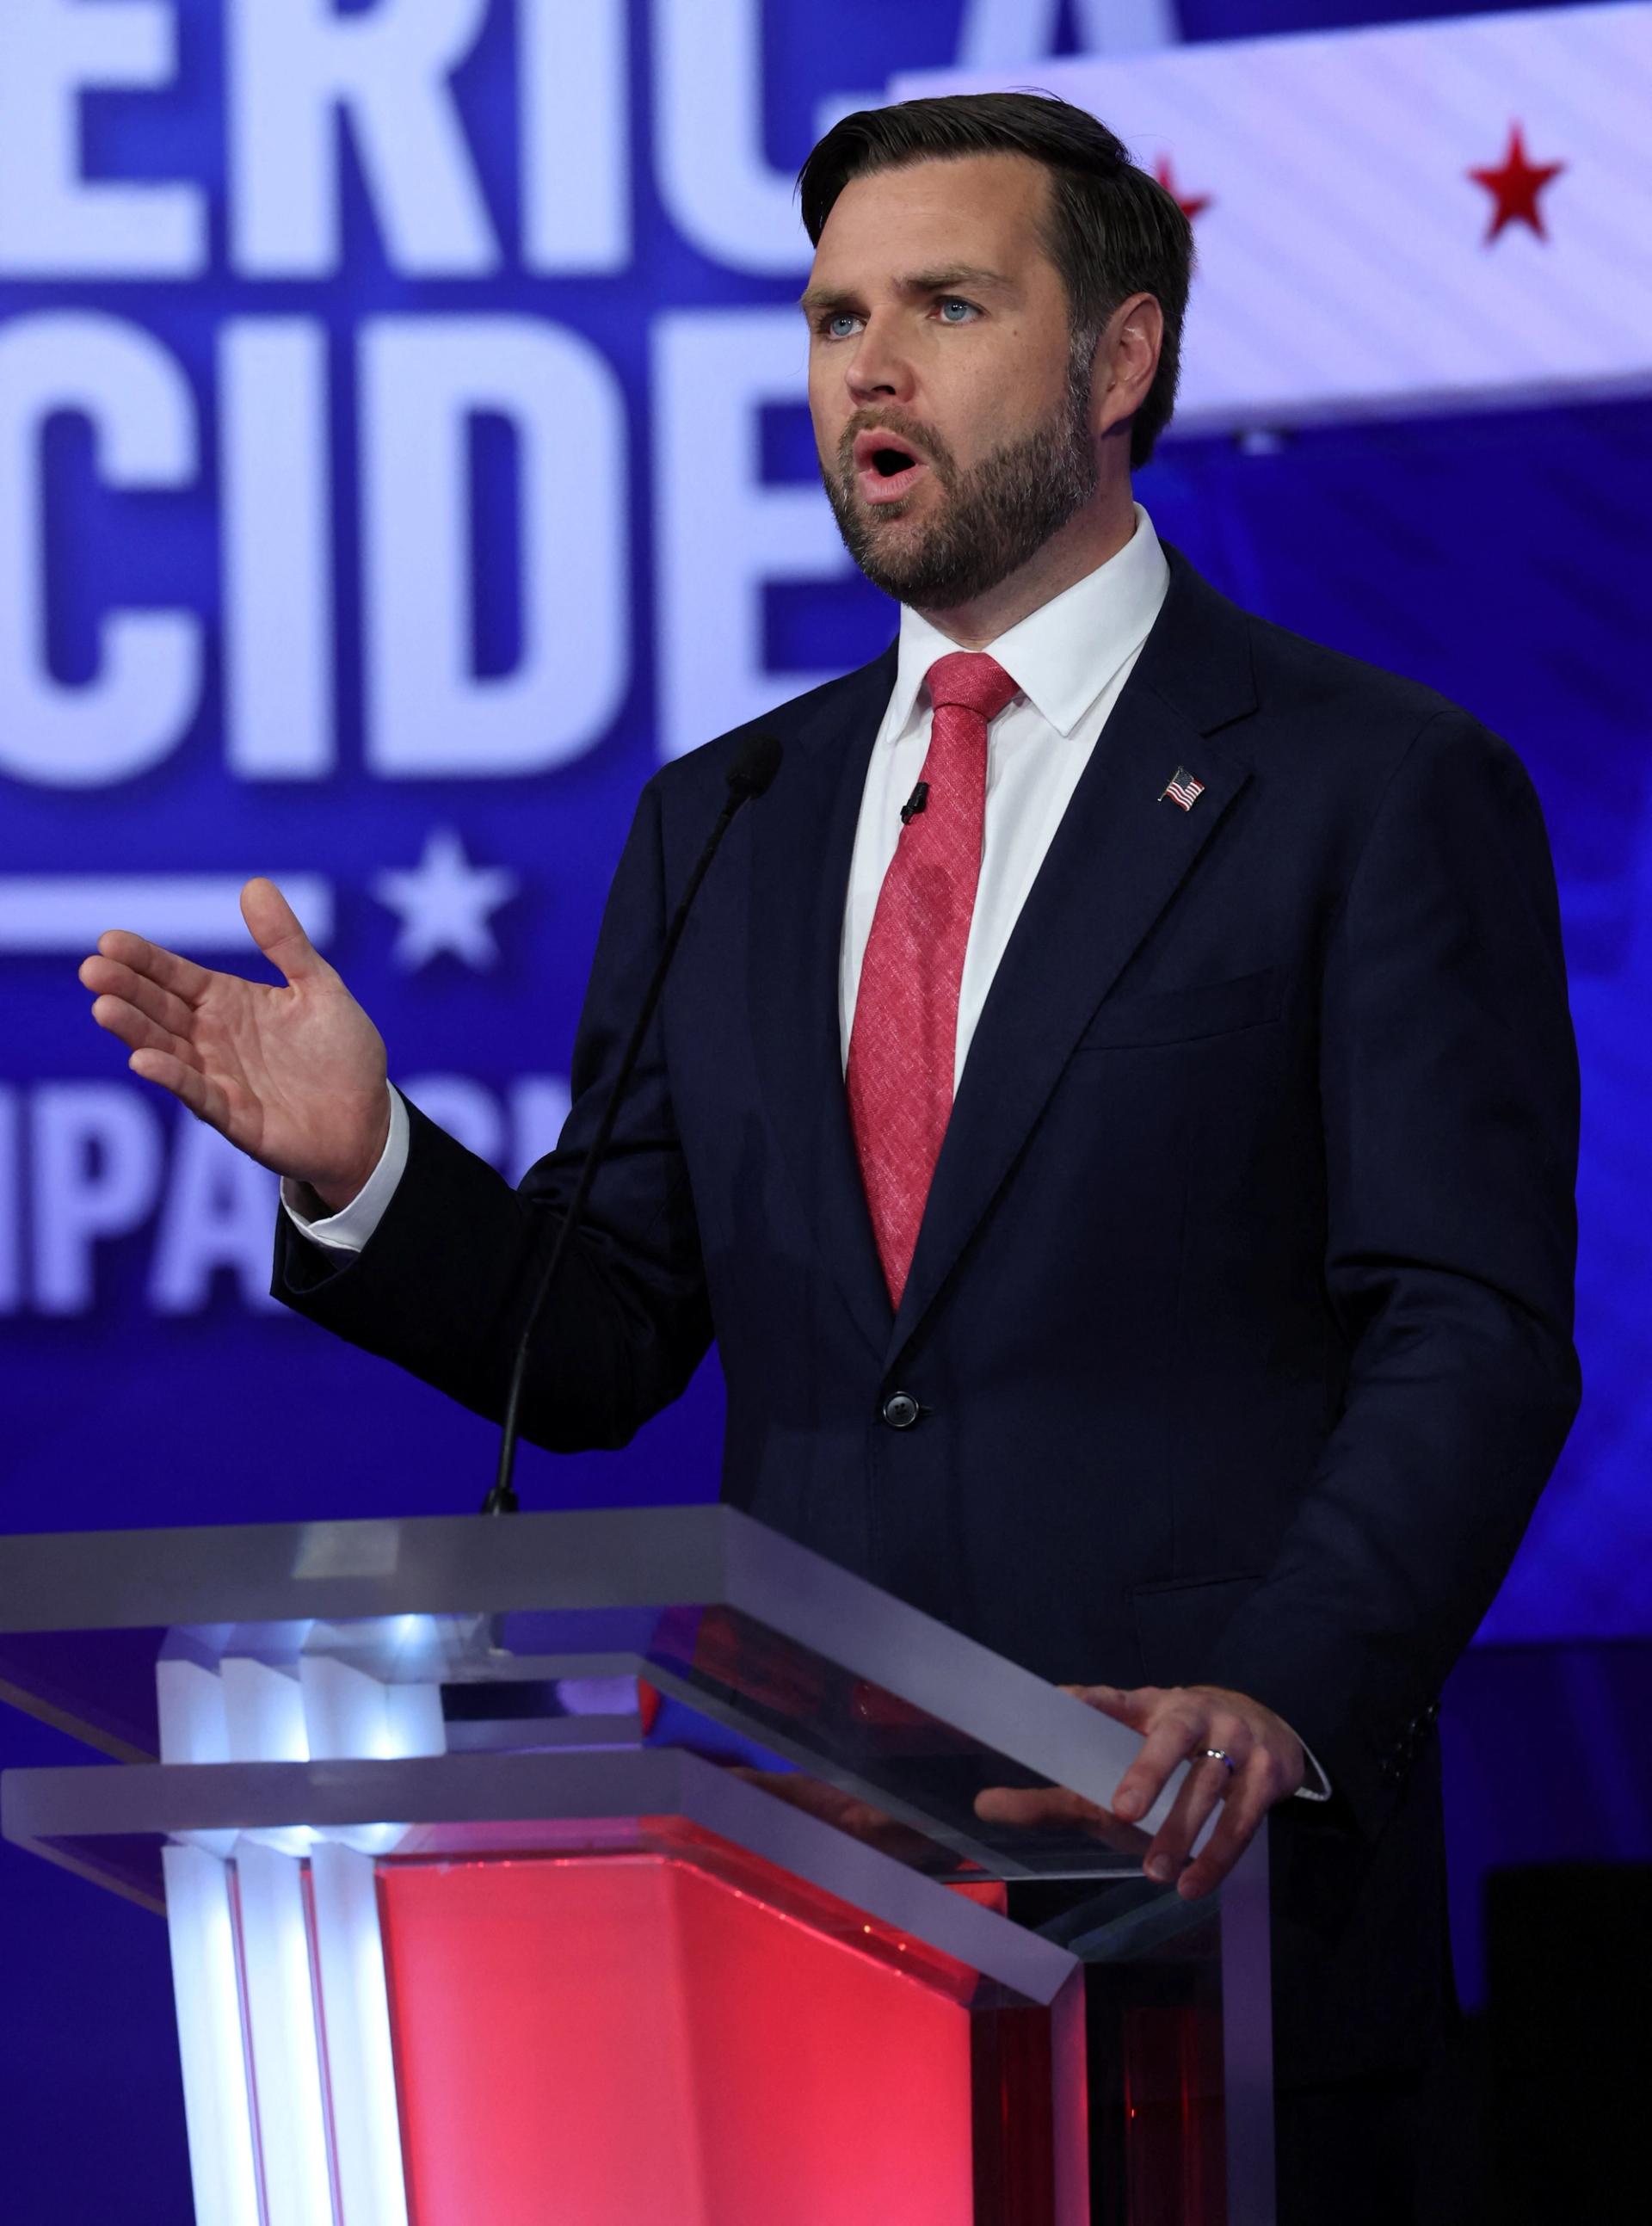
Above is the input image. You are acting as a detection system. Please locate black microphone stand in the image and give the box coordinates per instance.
[482,732,782,1514]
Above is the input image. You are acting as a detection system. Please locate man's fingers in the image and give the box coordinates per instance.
[93,929,212,1008]
[1176,1765,1276,1900]
[241,877,326,985]
[1142,1742,1244,1883]
[127,1046,223,1127]
[81,955,196,1042]
[974,1784,1099,1830]
[1112,1701,1210,1822]
[975,1781,1150,1859]
[90,993,198,1070]
[1069,1682,1150,1725]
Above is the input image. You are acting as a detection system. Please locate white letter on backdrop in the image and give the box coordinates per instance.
[0,313,201,786]
[653,0,817,276]
[220,320,334,779]
[957,0,1180,63]
[520,0,630,273]
[228,0,496,276]
[0,1089,17,1314]
[398,1078,502,1170]
[33,1084,163,1315]
[361,318,627,777]
[149,1119,280,1314]
[653,308,851,761]
[0,0,205,275]
[509,1076,571,1181]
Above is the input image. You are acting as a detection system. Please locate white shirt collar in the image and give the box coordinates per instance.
[885,503,1170,742]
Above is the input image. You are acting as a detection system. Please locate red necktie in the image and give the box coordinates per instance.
[847,651,1020,1306]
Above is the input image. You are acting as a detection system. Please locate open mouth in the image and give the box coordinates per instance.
[853,429,931,506]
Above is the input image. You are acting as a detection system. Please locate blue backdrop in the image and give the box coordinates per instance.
[1,3,1646,2216]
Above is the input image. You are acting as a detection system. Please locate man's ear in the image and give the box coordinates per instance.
[1092,293,1163,441]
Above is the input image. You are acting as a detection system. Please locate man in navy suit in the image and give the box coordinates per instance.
[83,95,1578,2218]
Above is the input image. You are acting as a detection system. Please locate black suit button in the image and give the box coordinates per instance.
[881,1390,921,1430]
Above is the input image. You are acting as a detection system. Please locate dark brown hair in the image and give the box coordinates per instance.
[798,92,1193,469]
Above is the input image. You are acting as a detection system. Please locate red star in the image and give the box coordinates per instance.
[1468,122,1565,244]
[1153,153,1212,224]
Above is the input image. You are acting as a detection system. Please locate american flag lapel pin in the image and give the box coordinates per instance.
[1159,765,1205,811]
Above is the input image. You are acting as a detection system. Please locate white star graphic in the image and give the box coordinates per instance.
[372,828,519,971]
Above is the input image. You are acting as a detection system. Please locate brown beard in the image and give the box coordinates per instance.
[821,373,1097,610]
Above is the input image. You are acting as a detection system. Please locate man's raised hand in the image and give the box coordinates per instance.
[79,877,391,1212]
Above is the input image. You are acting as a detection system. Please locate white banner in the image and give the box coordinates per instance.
[896,2,1652,431]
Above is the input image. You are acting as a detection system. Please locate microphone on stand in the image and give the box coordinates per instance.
[482,730,784,1515]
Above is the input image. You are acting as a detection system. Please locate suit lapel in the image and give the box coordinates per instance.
[889,546,1259,1357]
[748,648,897,1360]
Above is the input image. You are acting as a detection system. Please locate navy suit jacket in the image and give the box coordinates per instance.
[278,541,1580,2077]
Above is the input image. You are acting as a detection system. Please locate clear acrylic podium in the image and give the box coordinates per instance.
[0,1506,1273,2225]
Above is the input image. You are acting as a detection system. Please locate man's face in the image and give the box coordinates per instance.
[804,152,1098,609]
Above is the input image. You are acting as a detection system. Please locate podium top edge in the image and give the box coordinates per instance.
[0,1504,748,1631]
[0,1504,1150,1817]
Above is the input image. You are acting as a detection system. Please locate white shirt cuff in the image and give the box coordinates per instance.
[1293,1738,1332,1802]
[279,1084,408,1255]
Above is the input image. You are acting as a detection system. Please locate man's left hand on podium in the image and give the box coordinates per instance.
[975,1682,1305,1900]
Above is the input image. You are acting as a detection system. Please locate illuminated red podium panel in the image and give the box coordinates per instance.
[0,1507,1273,2225]
[380,1846,977,2226]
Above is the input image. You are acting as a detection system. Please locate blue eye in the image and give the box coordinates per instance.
[824,313,860,340]
[937,298,978,324]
